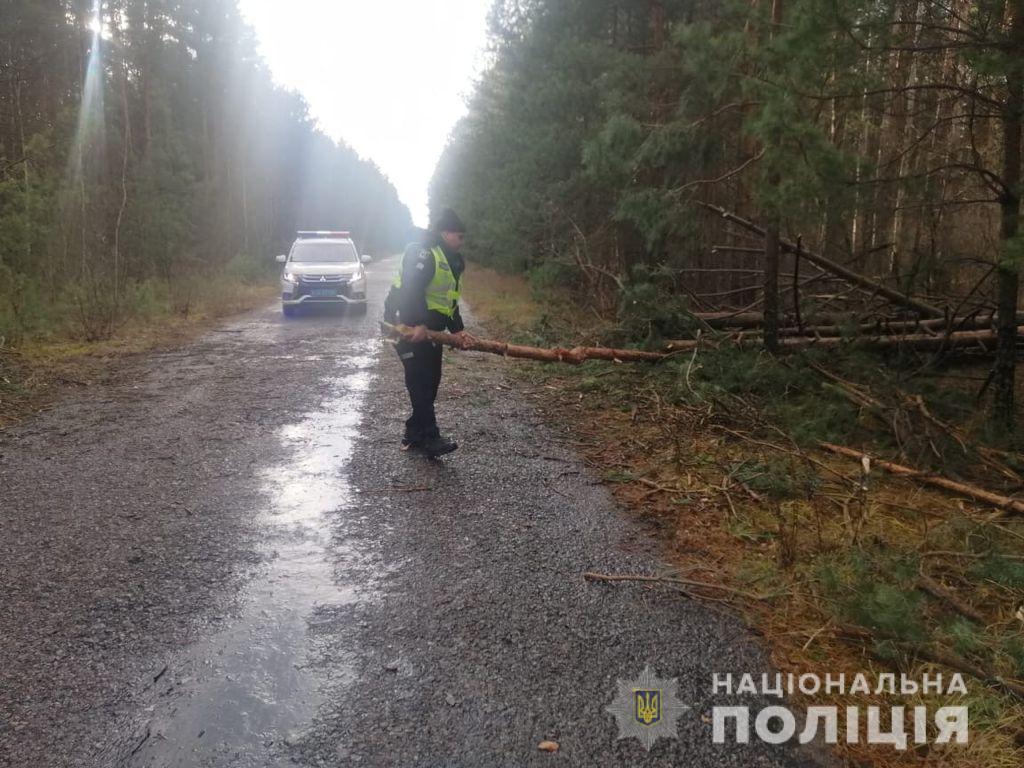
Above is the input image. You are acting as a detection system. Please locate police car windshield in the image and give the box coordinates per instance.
[290,240,359,263]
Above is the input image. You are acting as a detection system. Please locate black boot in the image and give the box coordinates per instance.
[421,434,458,458]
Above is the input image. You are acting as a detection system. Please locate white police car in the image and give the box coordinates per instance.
[276,231,372,317]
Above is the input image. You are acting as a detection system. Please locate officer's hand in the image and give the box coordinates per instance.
[408,324,429,343]
[450,331,477,349]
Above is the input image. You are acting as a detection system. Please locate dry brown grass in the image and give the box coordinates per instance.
[463,261,544,335]
[465,261,1024,768]
[0,282,276,428]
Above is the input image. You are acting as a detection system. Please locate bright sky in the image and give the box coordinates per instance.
[238,0,491,226]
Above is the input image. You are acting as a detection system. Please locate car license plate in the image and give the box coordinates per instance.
[311,288,336,297]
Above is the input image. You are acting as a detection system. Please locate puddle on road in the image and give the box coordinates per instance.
[129,342,380,767]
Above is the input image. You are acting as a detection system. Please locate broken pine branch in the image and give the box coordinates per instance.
[915,574,988,624]
[380,322,667,364]
[582,570,779,601]
[820,442,1024,516]
[697,202,946,318]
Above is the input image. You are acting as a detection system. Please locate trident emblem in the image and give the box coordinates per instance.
[634,689,662,726]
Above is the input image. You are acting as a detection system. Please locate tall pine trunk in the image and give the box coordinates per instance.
[763,0,785,353]
[994,1,1023,426]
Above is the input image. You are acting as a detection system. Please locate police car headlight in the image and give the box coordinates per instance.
[283,271,299,284]
[349,272,365,285]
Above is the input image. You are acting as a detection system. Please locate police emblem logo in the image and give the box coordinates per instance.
[607,666,688,751]
[634,689,661,726]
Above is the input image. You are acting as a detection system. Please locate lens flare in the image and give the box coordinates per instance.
[68,1,106,187]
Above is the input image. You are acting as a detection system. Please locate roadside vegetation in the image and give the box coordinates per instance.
[434,3,1024,762]
[465,262,1024,767]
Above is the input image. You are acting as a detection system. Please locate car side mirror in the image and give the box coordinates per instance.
[275,254,286,263]
[360,254,372,264]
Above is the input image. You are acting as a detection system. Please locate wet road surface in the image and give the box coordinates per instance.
[0,259,828,767]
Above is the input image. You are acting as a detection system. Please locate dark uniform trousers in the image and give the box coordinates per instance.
[396,339,443,441]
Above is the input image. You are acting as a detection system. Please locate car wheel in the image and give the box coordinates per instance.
[282,305,297,318]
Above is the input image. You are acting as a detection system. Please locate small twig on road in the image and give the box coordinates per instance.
[544,481,572,499]
[356,485,433,494]
[512,450,572,463]
[129,728,151,756]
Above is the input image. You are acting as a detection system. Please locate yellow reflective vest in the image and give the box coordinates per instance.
[392,246,461,318]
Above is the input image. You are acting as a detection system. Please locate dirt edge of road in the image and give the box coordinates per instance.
[0,283,277,429]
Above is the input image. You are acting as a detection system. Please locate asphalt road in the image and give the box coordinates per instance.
[0,258,829,767]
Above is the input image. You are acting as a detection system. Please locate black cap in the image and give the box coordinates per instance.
[431,207,466,234]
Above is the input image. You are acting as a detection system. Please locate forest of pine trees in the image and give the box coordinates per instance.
[431,0,1024,423]
[0,0,411,341]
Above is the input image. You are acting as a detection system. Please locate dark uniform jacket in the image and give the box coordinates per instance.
[395,234,465,333]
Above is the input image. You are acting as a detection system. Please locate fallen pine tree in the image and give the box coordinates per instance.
[664,325,1024,353]
[691,311,1023,337]
[379,322,668,364]
[691,311,767,328]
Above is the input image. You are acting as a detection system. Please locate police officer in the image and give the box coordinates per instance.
[388,209,474,457]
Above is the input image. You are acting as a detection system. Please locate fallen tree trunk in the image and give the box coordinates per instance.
[693,311,1018,332]
[693,311,907,328]
[691,312,1013,336]
[698,202,947,318]
[694,311,940,330]
[820,442,1024,516]
[692,311,768,328]
[380,322,667,364]
[782,327,1014,352]
[781,312,1023,338]
[664,326,1022,353]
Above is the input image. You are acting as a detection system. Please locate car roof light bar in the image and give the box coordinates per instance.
[296,230,351,238]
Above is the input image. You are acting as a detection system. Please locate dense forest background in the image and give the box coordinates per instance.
[0,0,412,341]
[431,0,1024,421]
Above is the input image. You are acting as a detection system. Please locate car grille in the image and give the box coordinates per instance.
[299,274,347,283]
[295,282,351,299]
